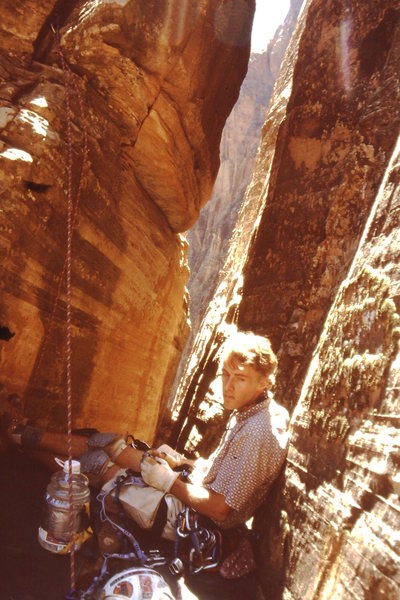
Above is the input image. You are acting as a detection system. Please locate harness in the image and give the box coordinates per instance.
[66,434,249,599]
[101,468,221,575]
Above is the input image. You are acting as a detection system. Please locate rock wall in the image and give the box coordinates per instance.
[284,141,400,598]
[0,0,254,441]
[168,0,400,597]
[239,0,400,414]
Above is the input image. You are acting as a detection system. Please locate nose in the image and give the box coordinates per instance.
[224,375,234,392]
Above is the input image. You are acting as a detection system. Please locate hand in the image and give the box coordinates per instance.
[141,454,180,492]
[156,444,185,469]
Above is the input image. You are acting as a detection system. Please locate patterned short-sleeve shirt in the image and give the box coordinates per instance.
[201,396,289,529]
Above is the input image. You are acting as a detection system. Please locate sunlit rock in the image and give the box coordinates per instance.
[0,0,253,440]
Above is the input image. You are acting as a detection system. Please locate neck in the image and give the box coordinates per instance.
[238,392,268,412]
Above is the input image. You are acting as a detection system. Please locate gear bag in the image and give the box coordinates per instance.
[99,469,185,541]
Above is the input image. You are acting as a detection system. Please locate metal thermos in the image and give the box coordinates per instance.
[38,458,90,554]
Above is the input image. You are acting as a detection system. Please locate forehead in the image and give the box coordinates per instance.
[222,355,255,374]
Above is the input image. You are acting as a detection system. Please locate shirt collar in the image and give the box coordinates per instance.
[235,396,270,422]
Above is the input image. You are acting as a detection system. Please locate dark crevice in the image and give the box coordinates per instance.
[11,80,41,105]
[168,329,225,452]
[24,181,52,193]
[358,8,399,78]
[0,326,15,341]
[33,0,81,63]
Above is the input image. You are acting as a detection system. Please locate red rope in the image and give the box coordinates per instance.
[51,27,88,591]
[31,45,88,386]
[55,26,75,589]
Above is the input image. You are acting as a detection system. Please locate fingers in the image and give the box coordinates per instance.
[140,450,167,466]
[142,448,181,470]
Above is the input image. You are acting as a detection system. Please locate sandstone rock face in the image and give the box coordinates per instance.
[239,0,400,414]
[0,0,253,440]
[284,136,400,600]
[169,0,400,597]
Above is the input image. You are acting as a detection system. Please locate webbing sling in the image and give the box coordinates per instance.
[113,469,170,538]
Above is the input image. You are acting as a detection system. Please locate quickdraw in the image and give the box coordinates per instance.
[170,507,221,576]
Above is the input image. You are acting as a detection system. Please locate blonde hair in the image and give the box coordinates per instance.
[220,330,277,379]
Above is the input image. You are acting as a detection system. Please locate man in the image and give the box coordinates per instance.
[141,330,289,530]
[2,330,289,531]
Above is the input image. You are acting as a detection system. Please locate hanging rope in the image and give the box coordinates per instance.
[54,24,75,591]
[31,33,88,388]
[50,25,88,593]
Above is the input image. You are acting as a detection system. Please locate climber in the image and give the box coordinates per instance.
[1,330,289,531]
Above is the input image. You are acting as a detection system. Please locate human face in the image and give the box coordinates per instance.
[221,356,268,412]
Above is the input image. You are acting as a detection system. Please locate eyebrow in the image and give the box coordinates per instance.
[221,368,248,377]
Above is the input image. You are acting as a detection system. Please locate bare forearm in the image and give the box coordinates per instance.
[170,478,230,523]
[114,445,144,472]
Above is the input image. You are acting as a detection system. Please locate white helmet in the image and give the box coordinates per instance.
[99,567,175,599]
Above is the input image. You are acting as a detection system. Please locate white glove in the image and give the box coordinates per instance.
[141,455,180,493]
[157,444,185,469]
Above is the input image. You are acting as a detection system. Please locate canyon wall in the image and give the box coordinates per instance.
[0,0,254,441]
[169,0,400,597]
[283,138,400,599]
[238,0,400,414]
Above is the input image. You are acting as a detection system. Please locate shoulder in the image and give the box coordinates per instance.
[269,399,290,450]
[244,399,289,429]
[270,399,289,427]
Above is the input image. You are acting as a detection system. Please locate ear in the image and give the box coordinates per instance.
[260,372,274,391]
[255,374,265,389]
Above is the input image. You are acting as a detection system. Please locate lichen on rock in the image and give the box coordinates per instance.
[307,266,400,440]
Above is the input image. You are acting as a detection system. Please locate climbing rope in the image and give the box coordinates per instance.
[54,24,75,591]
[32,29,88,387]
[50,25,88,592]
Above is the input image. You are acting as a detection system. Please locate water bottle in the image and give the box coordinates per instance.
[38,458,91,554]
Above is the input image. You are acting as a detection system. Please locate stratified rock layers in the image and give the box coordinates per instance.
[0,0,253,440]
[171,0,400,597]
[284,134,400,600]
